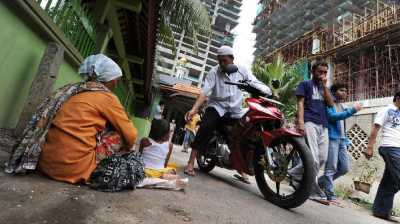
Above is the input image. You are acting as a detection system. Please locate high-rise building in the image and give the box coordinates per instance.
[155,0,242,87]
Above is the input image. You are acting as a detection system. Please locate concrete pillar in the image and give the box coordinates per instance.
[15,42,64,137]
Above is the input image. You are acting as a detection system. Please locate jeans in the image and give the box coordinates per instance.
[183,130,191,145]
[289,122,329,197]
[373,147,400,216]
[318,138,349,200]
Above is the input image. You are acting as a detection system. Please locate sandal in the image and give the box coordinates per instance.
[309,197,330,206]
[233,174,250,184]
[184,167,195,176]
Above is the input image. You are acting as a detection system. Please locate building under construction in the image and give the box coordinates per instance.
[254,0,400,161]
[254,0,400,102]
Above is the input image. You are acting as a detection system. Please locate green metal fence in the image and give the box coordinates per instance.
[35,0,96,58]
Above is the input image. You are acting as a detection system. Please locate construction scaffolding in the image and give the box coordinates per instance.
[334,44,400,101]
[253,0,374,58]
[332,1,400,48]
[256,0,400,101]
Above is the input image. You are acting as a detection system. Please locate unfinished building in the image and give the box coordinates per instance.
[254,0,400,101]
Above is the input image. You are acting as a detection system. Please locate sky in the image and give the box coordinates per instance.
[232,0,258,70]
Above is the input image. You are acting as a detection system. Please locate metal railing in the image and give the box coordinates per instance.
[35,0,96,58]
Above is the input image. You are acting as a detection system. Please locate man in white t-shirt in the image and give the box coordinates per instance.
[365,91,400,221]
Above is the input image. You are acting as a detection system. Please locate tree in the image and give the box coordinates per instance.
[158,0,212,53]
[252,56,304,120]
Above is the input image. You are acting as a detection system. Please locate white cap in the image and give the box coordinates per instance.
[217,45,234,56]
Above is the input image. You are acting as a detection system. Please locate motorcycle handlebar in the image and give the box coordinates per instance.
[224,81,242,85]
[259,96,284,106]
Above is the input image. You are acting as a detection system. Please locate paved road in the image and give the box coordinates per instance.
[0,148,391,224]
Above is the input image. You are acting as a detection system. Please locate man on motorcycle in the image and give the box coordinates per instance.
[184,45,272,176]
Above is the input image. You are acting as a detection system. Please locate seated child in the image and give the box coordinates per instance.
[140,119,179,181]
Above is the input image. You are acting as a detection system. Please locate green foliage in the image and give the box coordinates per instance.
[44,0,96,57]
[353,160,379,184]
[334,184,353,199]
[252,56,305,120]
[158,0,212,54]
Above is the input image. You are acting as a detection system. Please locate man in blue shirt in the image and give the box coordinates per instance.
[318,83,362,204]
[291,60,334,204]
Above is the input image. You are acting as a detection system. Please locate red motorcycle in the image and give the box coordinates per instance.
[196,65,314,208]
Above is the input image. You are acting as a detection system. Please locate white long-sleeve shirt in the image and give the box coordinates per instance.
[201,65,271,118]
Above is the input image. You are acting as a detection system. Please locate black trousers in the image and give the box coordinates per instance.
[191,107,237,152]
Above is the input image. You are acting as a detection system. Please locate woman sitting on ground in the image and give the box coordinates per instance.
[6,54,140,187]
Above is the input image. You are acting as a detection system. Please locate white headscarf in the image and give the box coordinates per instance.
[79,54,123,82]
[217,45,234,56]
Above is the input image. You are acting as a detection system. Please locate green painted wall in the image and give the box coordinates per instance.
[54,63,81,89]
[0,2,151,135]
[132,117,151,138]
[115,82,151,137]
[0,2,80,128]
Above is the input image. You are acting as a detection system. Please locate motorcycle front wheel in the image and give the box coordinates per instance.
[254,136,314,209]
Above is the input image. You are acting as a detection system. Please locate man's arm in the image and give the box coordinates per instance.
[192,93,208,113]
[365,106,388,159]
[186,68,216,120]
[186,92,208,120]
[323,85,335,107]
[243,67,272,96]
[297,96,305,135]
[327,106,359,122]
[364,124,381,159]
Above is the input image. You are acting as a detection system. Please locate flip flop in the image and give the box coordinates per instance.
[310,197,330,206]
[184,167,195,176]
[233,174,251,184]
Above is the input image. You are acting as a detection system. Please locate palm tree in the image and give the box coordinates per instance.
[158,0,212,52]
[252,56,304,120]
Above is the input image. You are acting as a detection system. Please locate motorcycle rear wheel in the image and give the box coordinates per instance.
[254,136,314,209]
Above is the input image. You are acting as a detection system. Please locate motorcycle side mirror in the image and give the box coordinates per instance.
[222,64,239,74]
